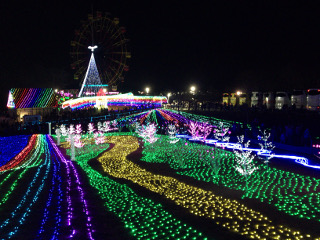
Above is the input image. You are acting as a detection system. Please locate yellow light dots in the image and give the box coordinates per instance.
[98,135,317,240]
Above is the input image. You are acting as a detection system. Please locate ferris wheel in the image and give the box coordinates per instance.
[70,11,131,91]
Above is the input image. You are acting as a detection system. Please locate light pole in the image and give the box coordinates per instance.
[190,86,196,110]
[167,92,171,105]
[145,87,150,95]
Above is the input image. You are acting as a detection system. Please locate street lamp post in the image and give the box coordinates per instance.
[190,86,196,110]
[167,92,171,105]
[145,87,150,95]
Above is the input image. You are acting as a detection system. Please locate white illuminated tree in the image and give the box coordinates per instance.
[60,124,68,137]
[88,122,95,135]
[167,123,179,144]
[75,124,82,135]
[103,121,111,132]
[69,124,75,135]
[97,122,103,131]
[143,123,158,144]
[135,122,145,138]
[55,129,61,145]
[111,120,118,130]
[213,122,230,143]
[233,135,258,193]
[257,129,275,170]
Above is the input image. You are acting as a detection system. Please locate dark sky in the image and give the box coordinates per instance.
[1,0,320,106]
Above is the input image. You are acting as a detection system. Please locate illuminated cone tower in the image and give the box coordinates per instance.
[78,46,107,97]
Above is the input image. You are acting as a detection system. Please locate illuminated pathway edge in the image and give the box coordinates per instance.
[69,136,208,239]
[98,135,319,240]
[140,136,320,224]
[0,135,96,239]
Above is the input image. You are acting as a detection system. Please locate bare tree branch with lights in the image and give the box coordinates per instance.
[257,129,275,170]
[188,121,200,139]
[233,135,258,193]
[88,122,95,135]
[167,123,179,144]
[213,122,231,143]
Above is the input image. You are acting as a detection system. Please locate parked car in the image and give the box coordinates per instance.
[275,92,290,109]
[306,89,320,111]
[291,90,307,109]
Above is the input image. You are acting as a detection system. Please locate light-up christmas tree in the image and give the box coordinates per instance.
[78,46,106,97]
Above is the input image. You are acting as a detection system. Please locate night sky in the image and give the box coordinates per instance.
[1,1,320,107]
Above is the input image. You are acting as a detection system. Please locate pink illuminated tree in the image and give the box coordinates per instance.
[188,121,200,139]
[94,131,105,145]
[74,134,84,148]
[75,124,82,135]
[88,123,95,135]
[198,122,212,141]
[143,123,158,144]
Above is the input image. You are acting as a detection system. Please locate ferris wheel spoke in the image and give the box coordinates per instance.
[109,58,127,67]
[112,38,129,47]
[71,41,88,48]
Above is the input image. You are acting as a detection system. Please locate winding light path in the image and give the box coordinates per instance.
[98,135,318,240]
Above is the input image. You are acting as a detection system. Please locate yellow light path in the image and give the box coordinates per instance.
[98,135,317,240]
